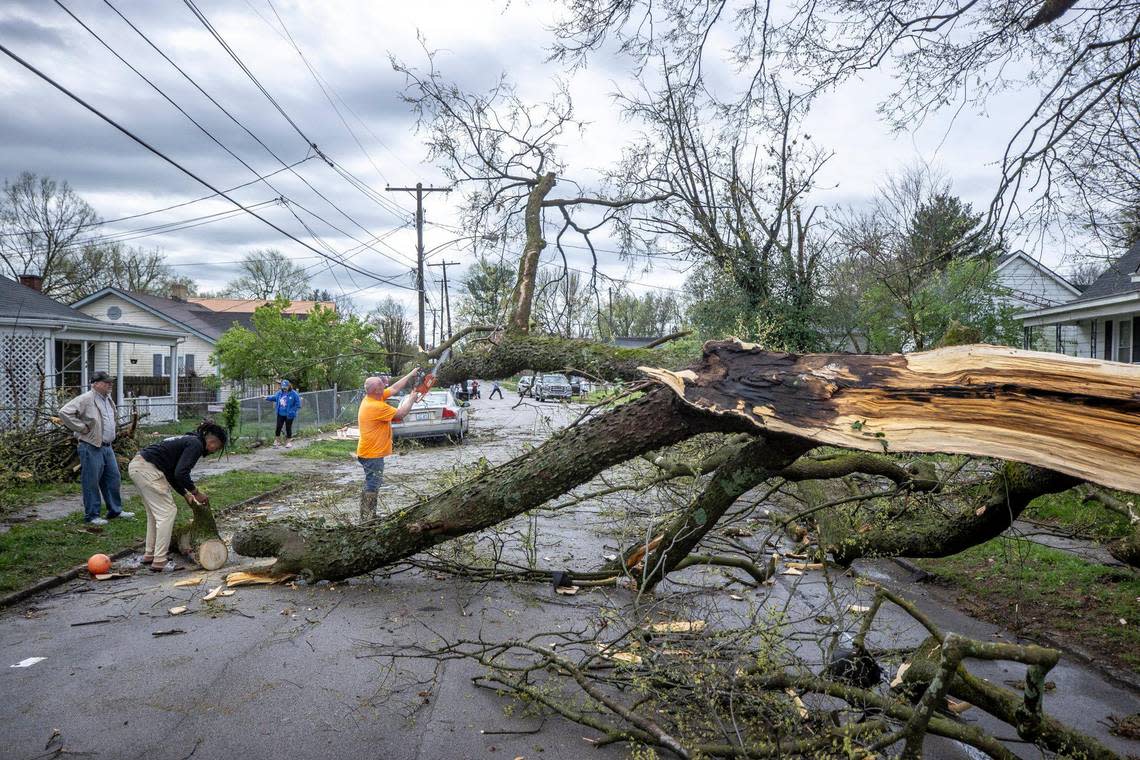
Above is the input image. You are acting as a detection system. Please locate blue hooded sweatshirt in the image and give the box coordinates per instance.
[267,383,302,419]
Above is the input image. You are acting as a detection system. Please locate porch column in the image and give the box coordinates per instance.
[115,342,124,406]
[80,340,89,388]
[43,337,55,397]
[169,343,179,421]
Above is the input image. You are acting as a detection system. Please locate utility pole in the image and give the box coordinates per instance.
[385,182,451,348]
[428,260,461,341]
[429,307,440,348]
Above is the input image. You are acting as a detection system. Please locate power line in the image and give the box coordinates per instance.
[102,0,415,268]
[0,38,416,291]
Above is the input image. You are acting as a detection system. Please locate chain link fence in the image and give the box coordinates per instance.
[232,387,360,440]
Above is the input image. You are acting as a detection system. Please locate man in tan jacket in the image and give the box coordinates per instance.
[57,371,134,525]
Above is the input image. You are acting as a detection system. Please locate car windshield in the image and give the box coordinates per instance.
[543,374,569,384]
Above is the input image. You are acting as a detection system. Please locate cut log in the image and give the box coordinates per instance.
[642,341,1140,493]
[172,499,228,571]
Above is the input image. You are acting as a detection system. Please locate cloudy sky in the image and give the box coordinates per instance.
[0,0,1055,317]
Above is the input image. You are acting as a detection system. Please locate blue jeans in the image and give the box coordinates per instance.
[358,456,386,493]
[78,441,123,521]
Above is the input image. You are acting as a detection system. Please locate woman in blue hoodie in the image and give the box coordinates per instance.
[267,379,302,448]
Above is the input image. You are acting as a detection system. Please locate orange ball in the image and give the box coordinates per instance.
[87,553,111,575]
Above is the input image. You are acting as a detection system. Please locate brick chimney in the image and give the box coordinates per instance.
[169,283,188,301]
[18,273,43,292]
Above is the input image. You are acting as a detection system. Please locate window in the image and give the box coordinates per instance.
[1104,319,1114,361]
[106,305,122,320]
[152,353,195,377]
[1118,319,1132,364]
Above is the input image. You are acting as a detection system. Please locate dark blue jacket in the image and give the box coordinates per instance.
[267,389,302,419]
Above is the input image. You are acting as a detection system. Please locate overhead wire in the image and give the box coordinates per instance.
[101,0,416,269]
[0,38,416,290]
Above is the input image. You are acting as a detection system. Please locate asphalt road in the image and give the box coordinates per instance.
[2,394,1138,760]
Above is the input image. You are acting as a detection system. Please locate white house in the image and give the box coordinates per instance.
[992,250,1084,353]
[0,275,187,429]
[1017,241,1140,362]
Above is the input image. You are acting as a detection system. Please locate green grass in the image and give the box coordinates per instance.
[284,439,358,461]
[1024,489,1132,540]
[919,538,1140,672]
[0,469,293,595]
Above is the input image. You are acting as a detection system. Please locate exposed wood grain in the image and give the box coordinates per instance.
[643,341,1140,493]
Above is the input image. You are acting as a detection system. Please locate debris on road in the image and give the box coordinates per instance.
[151,629,185,637]
[10,657,45,668]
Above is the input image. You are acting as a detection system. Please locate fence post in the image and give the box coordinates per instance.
[315,391,322,426]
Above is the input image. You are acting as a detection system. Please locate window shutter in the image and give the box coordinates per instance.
[152,354,162,377]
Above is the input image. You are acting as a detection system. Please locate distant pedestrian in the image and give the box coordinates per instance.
[56,371,133,525]
[128,421,227,572]
[267,380,302,448]
[472,380,481,399]
[488,381,503,400]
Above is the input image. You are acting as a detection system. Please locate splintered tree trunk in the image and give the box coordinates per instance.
[506,172,557,333]
[642,341,1140,493]
[234,340,1140,581]
[172,500,228,570]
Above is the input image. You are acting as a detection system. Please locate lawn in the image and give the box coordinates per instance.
[0,469,293,596]
[918,537,1140,673]
[284,439,358,461]
[1023,488,1133,540]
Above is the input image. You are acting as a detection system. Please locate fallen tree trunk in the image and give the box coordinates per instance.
[234,340,1140,580]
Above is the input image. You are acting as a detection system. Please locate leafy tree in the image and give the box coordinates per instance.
[224,249,311,300]
[369,297,415,374]
[455,256,515,327]
[212,299,377,390]
[601,288,682,338]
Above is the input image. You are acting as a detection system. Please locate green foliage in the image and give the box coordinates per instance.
[857,257,1019,353]
[222,393,241,436]
[212,298,379,390]
[456,256,515,327]
[599,288,683,339]
[685,260,827,351]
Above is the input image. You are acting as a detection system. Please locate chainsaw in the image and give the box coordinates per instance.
[413,345,452,396]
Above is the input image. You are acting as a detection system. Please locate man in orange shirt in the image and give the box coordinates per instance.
[357,368,421,521]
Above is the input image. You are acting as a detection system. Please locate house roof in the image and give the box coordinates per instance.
[188,298,334,315]
[0,275,103,323]
[73,288,251,343]
[994,250,1081,297]
[1070,240,1140,302]
[0,276,185,343]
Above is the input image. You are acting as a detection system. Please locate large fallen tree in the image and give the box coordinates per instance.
[234,339,1140,580]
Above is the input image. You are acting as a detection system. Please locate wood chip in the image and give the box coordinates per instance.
[648,620,706,634]
[93,573,129,580]
[217,589,235,597]
[946,697,973,714]
[781,568,803,576]
[729,594,745,601]
[608,651,643,666]
[202,585,225,601]
[554,585,580,595]
[168,606,188,616]
[174,578,203,588]
[784,562,824,571]
[785,688,810,719]
[890,662,911,688]
[783,552,808,560]
[226,571,295,587]
[847,604,872,614]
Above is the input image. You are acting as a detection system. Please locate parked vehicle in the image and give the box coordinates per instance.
[388,390,469,442]
[517,375,534,396]
[534,373,572,402]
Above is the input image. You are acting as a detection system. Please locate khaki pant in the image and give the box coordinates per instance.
[128,456,177,563]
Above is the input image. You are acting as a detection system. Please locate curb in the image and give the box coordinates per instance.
[0,481,298,611]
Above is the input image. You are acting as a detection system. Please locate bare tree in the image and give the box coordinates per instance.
[370,297,415,374]
[224,248,311,300]
[0,171,100,299]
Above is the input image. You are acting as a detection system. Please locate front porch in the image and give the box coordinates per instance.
[1018,292,1140,364]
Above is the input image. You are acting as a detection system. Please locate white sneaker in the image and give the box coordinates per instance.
[284,441,293,449]
[109,511,135,520]
[272,442,281,448]
[87,517,109,526]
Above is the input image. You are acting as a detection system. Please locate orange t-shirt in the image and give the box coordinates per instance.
[357,389,396,458]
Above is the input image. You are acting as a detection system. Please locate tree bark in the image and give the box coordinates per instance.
[507,172,557,333]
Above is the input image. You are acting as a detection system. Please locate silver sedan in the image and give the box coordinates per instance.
[389,390,470,443]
